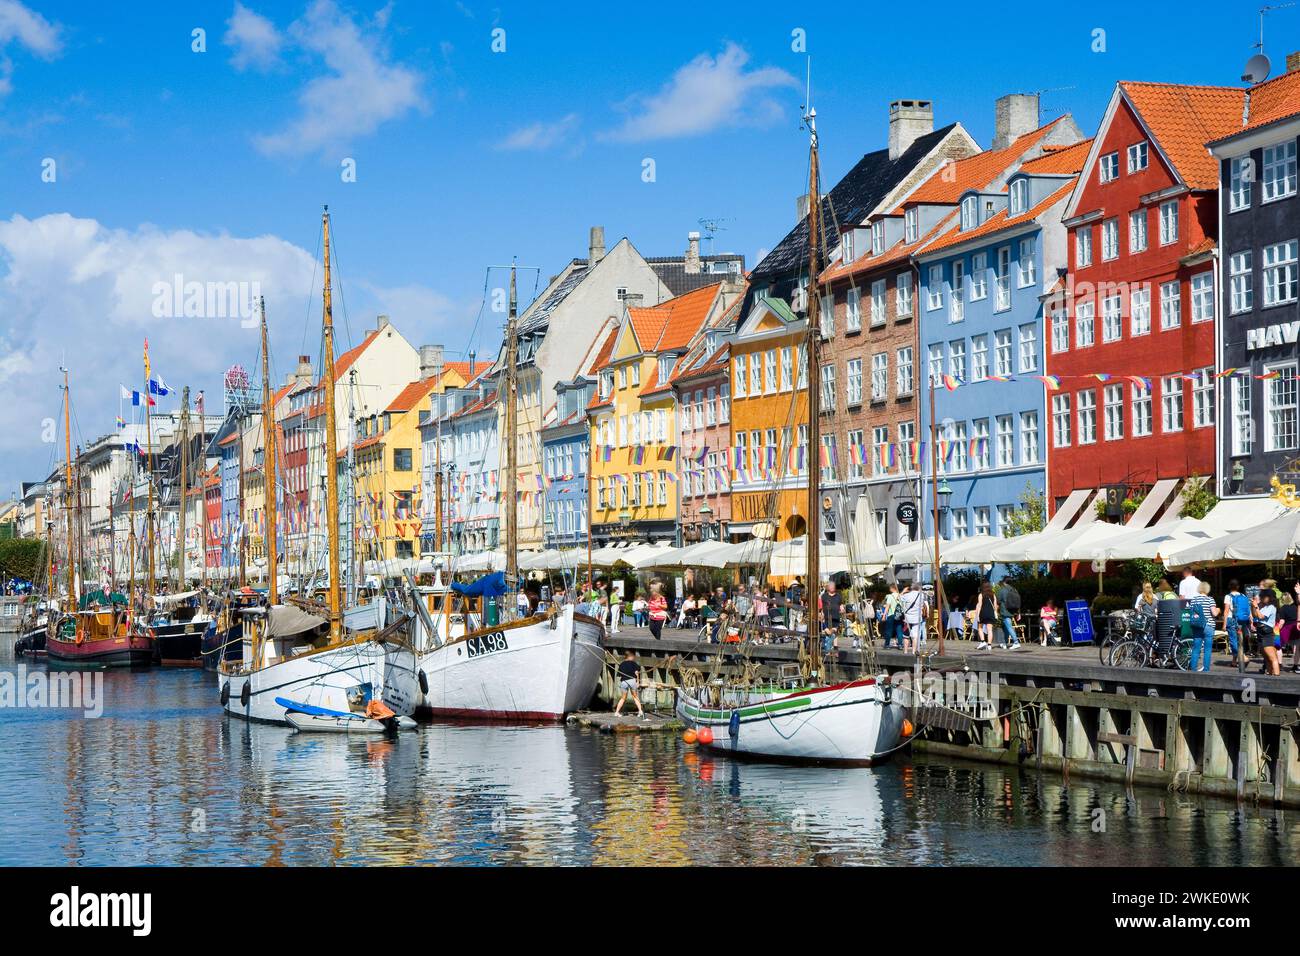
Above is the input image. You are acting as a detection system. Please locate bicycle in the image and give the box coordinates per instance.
[1100,610,1152,665]
[1107,615,1193,671]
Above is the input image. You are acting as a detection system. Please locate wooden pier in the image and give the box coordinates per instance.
[601,626,1300,808]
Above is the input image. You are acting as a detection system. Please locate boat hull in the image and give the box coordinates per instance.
[47,612,154,669]
[152,617,211,667]
[219,639,402,726]
[677,679,906,766]
[416,605,604,721]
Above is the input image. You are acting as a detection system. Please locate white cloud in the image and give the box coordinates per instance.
[224,2,283,72]
[253,0,424,157]
[497,113,580,151]
[602,43,797,142]
[0,0,62,97]
[0,213,458,492]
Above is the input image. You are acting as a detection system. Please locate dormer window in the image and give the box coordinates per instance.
[960,195,978,231]
[1009,178,1029,216]
[871,222,884,256]
[905,207,918,243]
[842,229,854,262]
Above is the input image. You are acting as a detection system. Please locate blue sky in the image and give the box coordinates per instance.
[0,0,1293,494]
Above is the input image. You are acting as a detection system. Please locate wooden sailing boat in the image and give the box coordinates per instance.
[407,263,605,720]
[47,367,154,668]
[218,208,418,728]
[676,104,905,764]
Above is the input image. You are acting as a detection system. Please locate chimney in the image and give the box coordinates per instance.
[419,344,445,380]
[293,355,312,385]
[588,226,606,264]
[468,350,476,377]
[993,93,1040,150]
[1288,51,1300,73]
[622,292,645,310]
[685,231,701,274]
[888,99,934,160]
[375,314,390,331]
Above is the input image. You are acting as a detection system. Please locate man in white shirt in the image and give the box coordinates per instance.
[1178,568,1202,600]
[901,583,928,655]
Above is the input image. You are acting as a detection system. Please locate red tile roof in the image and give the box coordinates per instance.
[1119,81,1247,190]
[1020,138,1093,175]
[820,213,954,285]
[1212,69,1300,140]
[334,329,380,382]
[919,179,1077,256]
[385,376,439,414]
[626,283,720,354]
[901,117,1069,208]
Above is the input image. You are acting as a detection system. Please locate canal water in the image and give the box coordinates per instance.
[2,645,1296,866]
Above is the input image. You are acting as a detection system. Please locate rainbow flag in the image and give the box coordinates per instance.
[988,374,1013,383]
[1216,367,1239,379]
[601,445,614,462]
[1037,375,1062,391]
[1257,370,1282,380]
[943,374,961,392]
[1091,373,1112,382]
[1127,375,1152,390]
[631,445,646,465]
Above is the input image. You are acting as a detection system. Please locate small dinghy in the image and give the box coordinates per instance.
[277,696,391,734]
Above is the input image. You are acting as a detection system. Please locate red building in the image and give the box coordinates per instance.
[1049,81,1246,519]
[203,466,222,569]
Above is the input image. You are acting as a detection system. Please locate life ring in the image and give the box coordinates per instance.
[240,682,250,707]
[220,682,230,706]
[418,670,429,695]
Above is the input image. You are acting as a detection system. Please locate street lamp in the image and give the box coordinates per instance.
[937,478,952,536]
[698,501,713,541]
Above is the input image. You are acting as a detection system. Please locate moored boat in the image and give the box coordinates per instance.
[47,605,154,668]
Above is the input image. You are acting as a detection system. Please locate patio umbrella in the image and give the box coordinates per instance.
[1165,508,1300,568]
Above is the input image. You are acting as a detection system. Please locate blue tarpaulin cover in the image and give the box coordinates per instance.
[450,571,508,598]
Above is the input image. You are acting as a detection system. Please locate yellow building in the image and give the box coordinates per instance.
[353,363,474,564]
[588,283,731,545]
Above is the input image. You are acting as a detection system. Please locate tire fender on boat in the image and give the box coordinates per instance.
[728,710,740,740]
[240,682,250,707]
[418,670,429,695]
[220,682,230,707]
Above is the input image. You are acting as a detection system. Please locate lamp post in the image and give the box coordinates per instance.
[937,478,952,537]
[698,501,713,541]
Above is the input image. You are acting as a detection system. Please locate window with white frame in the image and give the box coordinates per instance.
[1018,324,1037,373]
[1161,376,1184,432]
[1102,294,1122,343]
[951,421,968,471]
[1018,237,1036,286]
[850,428,866,479]
[1051,309,1069,354]
[1131,381,1152,436]
[719,383,730,422]
[735,431,748,471]
[1191,272,1214,322]
[1104,383,1124,440]
[995,247,1011,310]
[1230,156,1253,212]
[1129,209,1147,253]
[798,343,808,389]
[974,506,991,537]
[993,332,1013,377]
[1159,200,1179,245]
[896,272,914,316]
[977,421,993,468]
[842,230,855,263]
[872,279,887,326]
[1265,363,1298,452]
[1232,376,1253,457]
[949,339,966,381]
[871,222,884,256]
[961,195,978,230]
[927,344,943,387]
[870,353,887,401]
[1010,178,1029,215]
[733,357,747,397]
[847,357,863,406]
[1131,287,1151,336]
[1263,142,1297,202]
[845,287,862,331]
[1100,151,1119,182]
[970,334,987,381]
[905,207,919,243]
[950,259,965,322]
[996,414,1014,467]
[868,427,886,477]
[1263,240,1299,306]
[780,347,793,392]
[951,509,969,539]
[997,504,1015,534]
[819,294,834,338]
[1127,141,1148,173]
[927,265,943,311]
[821,364,837,411]
[1077,389,1097,444]
[897,347,914,396]
[1076,227,1093,268]
[1076,300,1095,347]
[1052,394,1071,447]
[1101,218,1119,260]
[1192,367,1213,428]
[970,252,988,300]
[749,352,761,394]
[898,421,915,468]
[1230,252,1253,314]
[1160,280,1181,330]
[1021,410,1039,463]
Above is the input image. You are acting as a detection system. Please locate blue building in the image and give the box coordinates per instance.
[915,139,1085,543]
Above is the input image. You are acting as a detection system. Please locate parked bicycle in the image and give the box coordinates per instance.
[1106,612,1192,670]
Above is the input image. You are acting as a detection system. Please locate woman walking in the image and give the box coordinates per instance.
[1188,581,1218,673]
[647,582,668,640]
[1254,589,1281,676]
[973,582,998,650]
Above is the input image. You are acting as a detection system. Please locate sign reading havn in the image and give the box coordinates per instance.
[1245,321,1300,351]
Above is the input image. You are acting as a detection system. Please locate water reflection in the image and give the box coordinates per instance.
[1,643,1296,865]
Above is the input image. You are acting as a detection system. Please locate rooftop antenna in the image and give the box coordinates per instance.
[696,217,728,256]
[1244,3,1294,81]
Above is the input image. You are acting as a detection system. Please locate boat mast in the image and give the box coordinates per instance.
[237,408,246,587]
[75,446,84,597]
[803,106,823,681]
[179,386,190,591]
[321,206,342,643]
[260,297,279,606]
[62,368,75,609]
[930,373,945,656]
[144,347,155,598]
[503,263,519,607]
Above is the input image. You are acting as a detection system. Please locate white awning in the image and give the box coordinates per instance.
[1124,478,1180,529]
[1045,488,1092,531]
[1164,499,1294,567]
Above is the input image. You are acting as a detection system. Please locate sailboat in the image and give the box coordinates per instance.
[46,367,155,668]
[218,209,419,729]
[14,505,54,657]
[407,264,605,720]
[675,104,906,765]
